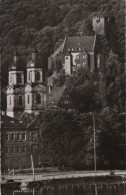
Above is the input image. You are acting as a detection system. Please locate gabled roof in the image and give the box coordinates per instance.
[63,36,95,53]
[48,85,65,106]
[1,115,26,130]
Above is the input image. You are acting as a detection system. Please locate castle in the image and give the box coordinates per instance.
[6,16,115,119]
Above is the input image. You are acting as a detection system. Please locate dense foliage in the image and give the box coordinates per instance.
[2,0,125,170]
[25,108,124,170]
[1,0,124,86]
[66,67,101,112]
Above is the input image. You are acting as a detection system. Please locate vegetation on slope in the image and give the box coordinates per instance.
[1,0,124,86]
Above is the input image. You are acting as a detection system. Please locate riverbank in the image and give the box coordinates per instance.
[27,175,126,190]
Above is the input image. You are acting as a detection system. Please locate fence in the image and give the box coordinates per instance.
[13,191,39,195]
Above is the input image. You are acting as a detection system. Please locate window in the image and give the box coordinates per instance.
[36,72,40,81]
[36,94,41,104]
[29,72,31,81]
[5,147,9,153]
[22,146,26,153]
[65,57,68,60]
[64,100,69,104]
[19,96,22,105]
[10,74,13,84]
[17,73,22,83]
[27,94,30,104]
[17,146,20,153]
[11,134,15,141]
[31,133,35,141]
[17,134,21,141]
[22,133,26,141]
[9,97,11,105]
[6,134,9,141]
[11,147,15,154]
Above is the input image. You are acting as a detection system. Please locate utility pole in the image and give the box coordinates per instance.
[31,155,35,181]
[92,113,96,172]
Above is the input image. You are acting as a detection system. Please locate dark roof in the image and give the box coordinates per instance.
[47,85,65,106]
[1,115,26,130]
[63,36,95,53]
[25,82,46,87]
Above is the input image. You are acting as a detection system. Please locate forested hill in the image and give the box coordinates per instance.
[1,0,124,86]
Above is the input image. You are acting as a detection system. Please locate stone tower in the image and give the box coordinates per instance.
[6,51,24,119]
[25,48,47,113]
[93,16,115,36]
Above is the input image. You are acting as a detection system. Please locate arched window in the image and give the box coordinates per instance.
[36,72,40,81]
[19,96,22,105]
[36,94,41,104]
[27,94,30,104]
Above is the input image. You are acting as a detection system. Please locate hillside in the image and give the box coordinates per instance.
[1,0,125,87]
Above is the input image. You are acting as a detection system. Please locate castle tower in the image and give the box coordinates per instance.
[7,51,25,119]
[93,16,115,36]
[25,48,47,113]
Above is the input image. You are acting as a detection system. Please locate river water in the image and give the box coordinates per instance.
[2,185,126,195]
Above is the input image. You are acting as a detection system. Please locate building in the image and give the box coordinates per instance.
[6,16,115,119]
[1,114,38,171]
[48,16,115,75]
[48,35,96,75]
[6,49,47,119]
[47,85,75,109]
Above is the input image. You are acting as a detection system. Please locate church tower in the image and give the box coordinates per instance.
[25,48,47,113]
[7,51,25,119]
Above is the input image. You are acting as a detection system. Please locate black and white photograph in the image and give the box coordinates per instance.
[0,0,125,195]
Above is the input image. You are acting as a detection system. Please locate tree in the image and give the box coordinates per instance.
[66,67,101,112]
[98,108,125,169]
[36,109,85,169]
[99,51,125,112]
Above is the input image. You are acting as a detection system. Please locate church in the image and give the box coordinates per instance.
[6,16,115,119]
[6,48,47,119]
